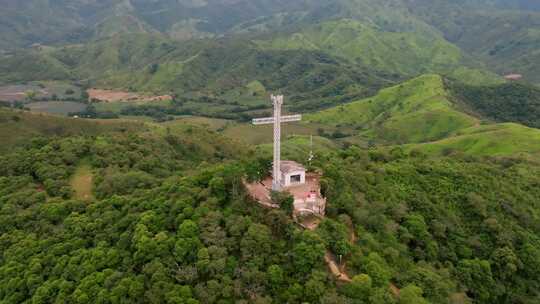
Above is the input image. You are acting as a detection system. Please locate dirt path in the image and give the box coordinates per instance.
[70,164,94,201]
[350,228,357,244]
[243,180,278,208]
[300,214,354,283]
[325,251,352,282]
[390,283,400,297]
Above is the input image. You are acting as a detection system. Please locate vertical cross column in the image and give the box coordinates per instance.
[272,95,283,191]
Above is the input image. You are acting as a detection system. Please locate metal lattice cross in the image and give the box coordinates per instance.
[252,95,302,191]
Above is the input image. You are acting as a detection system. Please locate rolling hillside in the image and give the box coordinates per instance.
[2,0,539,86]
[307,74,540,157]
[449,81,540,128]
[0,109,146,152]
[3,2,540,304]
[307,75,479,144]
[408,123,540,157]
[405,0,540,84]
[256,19,465,77]
[0,34,397,114]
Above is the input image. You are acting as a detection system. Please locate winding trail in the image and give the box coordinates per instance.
[325,251,352,282]
[299,214,355,283]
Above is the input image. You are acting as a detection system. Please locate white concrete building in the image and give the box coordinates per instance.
[280,161,306,188]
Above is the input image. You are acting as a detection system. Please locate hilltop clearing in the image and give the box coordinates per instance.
[70,164,94,201]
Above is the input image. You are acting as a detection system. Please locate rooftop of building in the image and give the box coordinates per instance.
[280,160,306,174]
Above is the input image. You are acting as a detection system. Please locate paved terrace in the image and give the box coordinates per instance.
[244,173,326,216]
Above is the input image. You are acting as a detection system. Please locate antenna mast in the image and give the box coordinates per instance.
[308,135,314,166]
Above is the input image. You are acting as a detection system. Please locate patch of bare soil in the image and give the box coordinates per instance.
[87,89,172,103]
[325,251,352,282]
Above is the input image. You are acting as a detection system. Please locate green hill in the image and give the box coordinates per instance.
[308,74,540,158]
[256,19,464,76]
[0,34,396,115]
[407,123,540,157]
[0,52,72,84]
[0,109,147,152]
[2,114,540,303]
[307,74,479,144]
[405,0,540,84]
[1,0,539,86]
[319,147,540,304]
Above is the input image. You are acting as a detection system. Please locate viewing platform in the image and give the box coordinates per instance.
[244,169,326,218]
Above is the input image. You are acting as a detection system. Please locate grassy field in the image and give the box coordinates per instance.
[0,81,82,101]
[70,164,94,201]
[37,81,83,100]
[407,123,540,157]
[0,84,45,101]
[26,101,86,116]
[0,109,147,152]
[256,135,339,162]
[94,99,172,113]
[160,116,336,146]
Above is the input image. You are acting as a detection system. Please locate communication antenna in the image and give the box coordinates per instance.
[308,134,314,166]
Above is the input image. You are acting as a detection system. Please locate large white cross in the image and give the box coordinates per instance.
[253,95,302,191]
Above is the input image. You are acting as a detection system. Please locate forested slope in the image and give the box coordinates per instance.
[319,147,540,303]
[1,121,540,303]
[256,19,465,77]
[404,0,540,84]
[0,34,396,114]
[448,81,540,129]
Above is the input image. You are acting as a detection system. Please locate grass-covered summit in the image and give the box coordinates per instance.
[307,75,478,144]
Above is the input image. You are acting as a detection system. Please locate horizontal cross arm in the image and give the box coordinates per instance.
[280,114,302,123]
[252,117,275,125]
[252,114,302,125]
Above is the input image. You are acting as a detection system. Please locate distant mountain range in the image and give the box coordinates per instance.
[0,0,539,94]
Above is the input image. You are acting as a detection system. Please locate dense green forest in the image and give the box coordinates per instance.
[319,147,540,303]
[1,122,540,303]
[449,81,540,129]
[1,1,540,303]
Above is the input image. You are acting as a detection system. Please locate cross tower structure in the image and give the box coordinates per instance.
[252,95,302,191]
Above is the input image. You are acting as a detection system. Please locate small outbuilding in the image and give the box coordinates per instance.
[280,160,306,188]
[504,74,523,81]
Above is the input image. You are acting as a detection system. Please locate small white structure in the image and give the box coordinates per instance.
[280,161,306,188]
[504,74,523,81]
